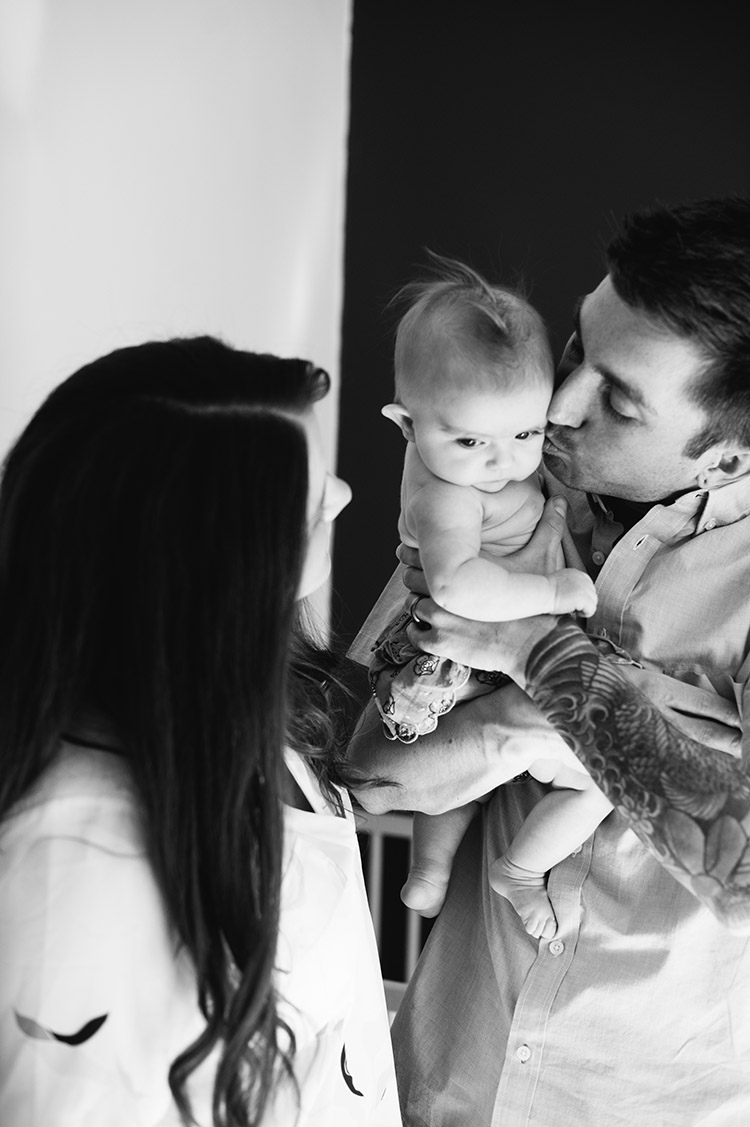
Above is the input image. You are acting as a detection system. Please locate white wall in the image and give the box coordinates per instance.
[0,0,351,470]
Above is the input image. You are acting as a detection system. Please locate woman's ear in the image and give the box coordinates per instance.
[381,402,416,440]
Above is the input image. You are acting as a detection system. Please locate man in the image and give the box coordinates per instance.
[348,196,750,1126]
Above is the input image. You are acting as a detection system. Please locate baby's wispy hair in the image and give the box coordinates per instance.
[392,252,552,401]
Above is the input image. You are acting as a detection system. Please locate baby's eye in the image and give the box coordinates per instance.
[515,430,540,441]
[456,438,481,448]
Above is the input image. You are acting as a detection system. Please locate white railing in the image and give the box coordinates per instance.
[354,807,424,1019]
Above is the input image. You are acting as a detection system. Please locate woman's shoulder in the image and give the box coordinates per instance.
[0,743,176,1012]
[0,745,204,1127]
[0,743,144,861]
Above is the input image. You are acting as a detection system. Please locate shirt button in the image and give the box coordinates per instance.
[570,846,582,856]
[516,1044,532,1064]
[591,550,605,565]
[548,939,565,956]
[704,518,717,530]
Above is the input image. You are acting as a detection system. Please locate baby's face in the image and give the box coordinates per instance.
[410,379,551,492]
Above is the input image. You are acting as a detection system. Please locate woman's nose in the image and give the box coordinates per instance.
[323,474,352,520]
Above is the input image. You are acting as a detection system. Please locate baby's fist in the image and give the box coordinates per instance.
[550,568,598,618]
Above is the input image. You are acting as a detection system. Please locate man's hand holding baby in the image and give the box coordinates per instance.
[397,495,596,685]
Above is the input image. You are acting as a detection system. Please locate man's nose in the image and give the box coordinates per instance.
[548,368,596,428]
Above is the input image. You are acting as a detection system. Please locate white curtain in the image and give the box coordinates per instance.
[0,0,350,467]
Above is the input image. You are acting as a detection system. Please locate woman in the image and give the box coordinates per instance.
[0,337,401,1126]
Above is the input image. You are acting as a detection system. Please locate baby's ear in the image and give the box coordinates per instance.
[381,402,415,440]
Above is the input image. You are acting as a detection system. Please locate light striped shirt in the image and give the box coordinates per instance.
[390,471,750,1127]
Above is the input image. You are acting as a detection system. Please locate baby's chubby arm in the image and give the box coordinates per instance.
[412,480,597,621]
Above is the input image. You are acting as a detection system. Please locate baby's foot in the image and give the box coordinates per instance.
[400,867,450,918]
[489,854,557,939]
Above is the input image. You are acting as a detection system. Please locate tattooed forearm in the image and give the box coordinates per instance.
[525,619,750,931]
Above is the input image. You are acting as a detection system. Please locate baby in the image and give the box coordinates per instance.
[369,256,611,939]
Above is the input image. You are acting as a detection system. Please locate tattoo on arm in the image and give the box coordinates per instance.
[525,619,750,931]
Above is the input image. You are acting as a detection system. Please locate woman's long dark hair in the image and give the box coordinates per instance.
[0,336,345,1125]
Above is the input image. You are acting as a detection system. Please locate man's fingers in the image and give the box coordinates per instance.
[527,497,566,545]
[617,665,742,750]
[659,708,741,753]
[404,598,438,648]
[500,496,567,576]
[403,565,430,596]
[396,544,421,569]
[624,666,737,720]
[538,496,567,540]
[522,497,567,572]
[689,718,742,754]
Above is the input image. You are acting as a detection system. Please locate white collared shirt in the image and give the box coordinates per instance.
[0,744,401,1126]
[391,470,750,1127]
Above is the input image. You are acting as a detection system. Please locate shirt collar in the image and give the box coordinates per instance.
[693,470,750,532]
[588,470,750,536]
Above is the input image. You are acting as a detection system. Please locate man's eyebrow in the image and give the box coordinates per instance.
[573,294,652,414]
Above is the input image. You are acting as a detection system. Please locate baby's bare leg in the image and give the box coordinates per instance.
[402,804,479,917]
[489,760,612,939]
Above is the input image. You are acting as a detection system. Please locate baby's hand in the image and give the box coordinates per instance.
[550,568,598,618]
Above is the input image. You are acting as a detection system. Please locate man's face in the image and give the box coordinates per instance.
[544,276,714,501]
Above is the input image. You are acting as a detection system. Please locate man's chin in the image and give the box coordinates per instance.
[542,450,589,491]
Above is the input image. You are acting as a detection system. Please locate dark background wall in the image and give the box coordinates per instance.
[333,1,749,681]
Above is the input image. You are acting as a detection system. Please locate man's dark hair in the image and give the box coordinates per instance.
[606,196,750,457]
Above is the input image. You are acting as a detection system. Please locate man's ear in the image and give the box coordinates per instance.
[381,402,416,440]
[696,446,750,488]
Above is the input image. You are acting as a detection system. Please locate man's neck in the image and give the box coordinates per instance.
[594,490,685,533]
